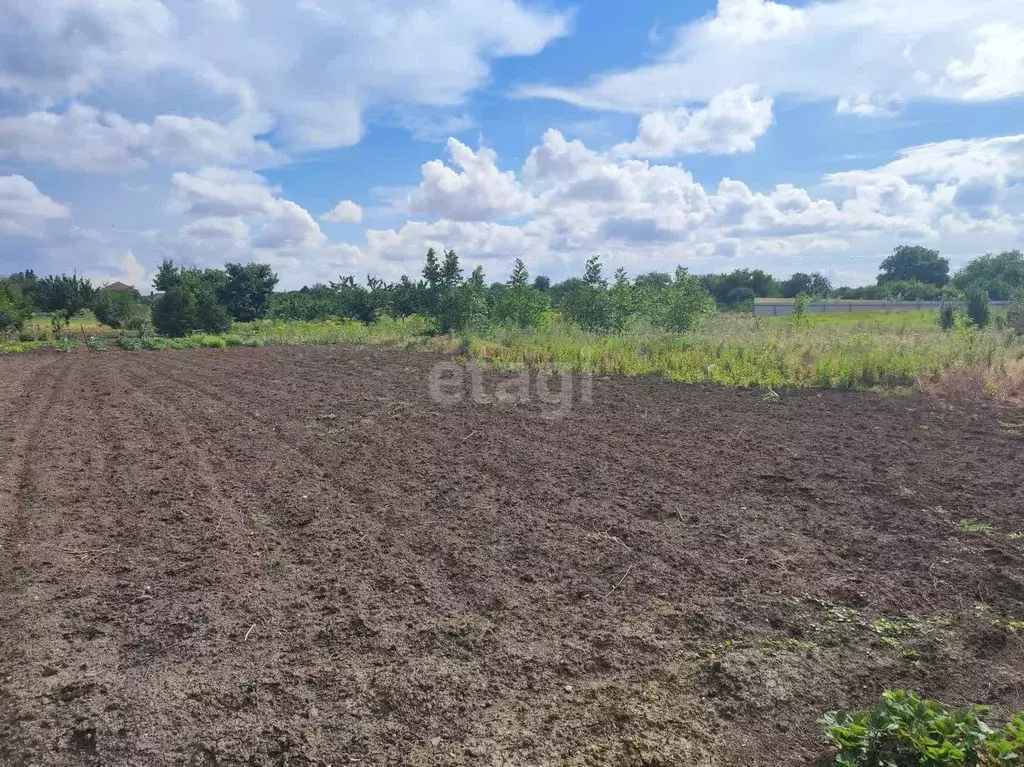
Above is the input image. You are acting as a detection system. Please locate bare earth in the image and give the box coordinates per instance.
[1,346,1022,766]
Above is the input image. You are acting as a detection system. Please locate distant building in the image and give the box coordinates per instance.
[99,281,138,294]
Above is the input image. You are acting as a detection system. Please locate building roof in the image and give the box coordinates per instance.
[100,281,137,292]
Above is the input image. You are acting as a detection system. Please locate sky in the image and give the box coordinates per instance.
[1,0,1023,291]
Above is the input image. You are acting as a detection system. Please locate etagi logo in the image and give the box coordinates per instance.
[428,362,593,419]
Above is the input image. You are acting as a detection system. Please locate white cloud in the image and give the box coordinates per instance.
[943,24,1024,101]
[515,0,1024,112]
[0,104,148,173]
[171,168,326,251]
[835,93,902,117]
[322,200,363,224]
[354,128,1024,284]
[406,138,534,221]
[613,86,774,157]
[0,0,570,153]
[87,250,149,289]
[0,104,278,173]
[0,175,70,237]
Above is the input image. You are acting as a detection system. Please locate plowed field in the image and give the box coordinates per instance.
[1,347,1022,765]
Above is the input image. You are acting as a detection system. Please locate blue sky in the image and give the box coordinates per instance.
[1,0,1023,290]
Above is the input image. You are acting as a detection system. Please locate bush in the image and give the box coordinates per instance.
[152,287,197,337]
[965,286,990,328]
[152,286,231,337]
[822,690,1024,766]
[939,305,956,331]
[93,289,149,330]
[221,263,279,322]
[660,270,716,332]
[1008,289,1024,335]
[0,294,28,334]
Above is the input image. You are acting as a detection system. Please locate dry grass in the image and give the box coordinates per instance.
[918,359,1024,404]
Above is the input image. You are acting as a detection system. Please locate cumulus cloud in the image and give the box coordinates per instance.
[171,168,325,251]
[355,128,1024,284]
[322,200,363,224]
[0,104,278,173]
[516,0,1024,112]
[406,138,534,221]
[613,86,774,157]
[0,175,70,237]
[0,0,570,153]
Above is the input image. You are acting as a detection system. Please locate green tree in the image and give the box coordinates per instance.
[153,259,181,292]
[532,275,551,292]
[557,278,611,330]
[440,250,463,289]
[151,265,232,337]
[152,287,198,337]
[951,250,1024,299]
[33,274,95,321]
[92,288,148,330]
[781,272,831,299]
[494,260,549,328]
[659,268,716,332]
[438,265,488,333]
[583,255,607,287]
[422,247,442,288]
[0,279,31,334]
[878,245,950,286]
[221,263,279,322]
[509,258,530,288]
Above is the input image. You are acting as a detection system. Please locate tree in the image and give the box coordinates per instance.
[659,268,716,332]
[951,250,1024,299]
[422,248,442,288]
[440,250,463,289]
[153,259,181,292]
[508,258,530,288]
[494,260,549,328]
[583,255,607,288]
[557,278,611,330]
[93,288,148,330]
[533,275,551,292]
[700,269,782,306]
[33,274,95,321]
[150,265,233,337]
[878,246,949,286]
[152,287,198,337]
[0,279,31,334]
[781,272,831,299]
[438,266,488,333]
[221,263,279,322]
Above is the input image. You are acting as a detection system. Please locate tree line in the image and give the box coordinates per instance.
[3,245,1024,337]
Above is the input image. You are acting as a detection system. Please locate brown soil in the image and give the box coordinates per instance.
[1,346,1022,766]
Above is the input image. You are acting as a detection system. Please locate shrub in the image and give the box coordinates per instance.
[152,286,231,337]
[822,690,1024,766]
[221,263,279,322]
[32,274,95,321]
[965,287,991,328]
[93,289,149,330]
[793,292,811,324]
[1008,289,1024,335]
[660,269,717,332]
[939,305,956,331]
[152,287,197,337]
[0,293,28,334]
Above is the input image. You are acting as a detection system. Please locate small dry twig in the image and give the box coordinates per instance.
[604,565,634,599]
[244,624,257,641]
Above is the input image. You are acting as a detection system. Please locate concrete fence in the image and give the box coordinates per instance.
[753,299,1011,317]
